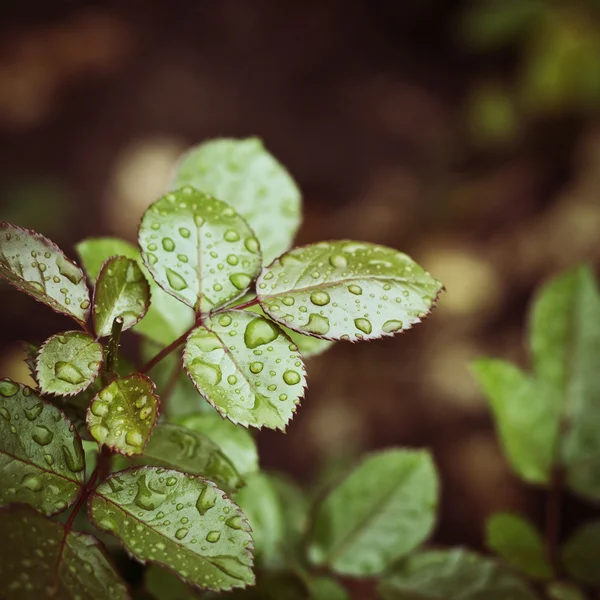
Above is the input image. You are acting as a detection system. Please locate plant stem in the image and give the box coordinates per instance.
[140,329,191,374]
[105,316,124,373]
[545,465,564,575]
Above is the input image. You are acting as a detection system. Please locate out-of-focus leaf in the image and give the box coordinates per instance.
[176,412,259,476]
[0,380,85,515]
[89,467,254,592]
[0,506,130,600]
[135,423,243,492]
[138,188,261,312]
[561,521,600,586]
[0,223,91,326]
[145,564,200,599]
[171,137,301,264]
[546,582,587,600]
[378,549,540,600]
[93,256,150,337]
[486,512,553,580]
[471,359,557,484]
[184,311,306,430]
[36,331,103,397]
[308,449,439,576]
[258,242,442,341]
[76,237,194,346]
[86,375,159,455]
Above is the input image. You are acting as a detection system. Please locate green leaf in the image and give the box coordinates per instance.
[22,341,39,384]
[76,237,194,346]
[546,582,587,600]
[86,375,159,455]
[471,359,558,484]
[0,223,91,326]
[529,265,600,500]
[0,380,85,515]
[486,512,553,580]
[184,311,306,430]
[138,188,262,312]
[561,520,600,585]
[135,423,243,492]
[243,300,334,358]
[36,331,103,397]
[306,576,349,600]
[307,448,439,576]
[93,256,150,337]
[0,506,130,600]
[88,466,254,592]
[145,565,200,599]
[257,241,442,341]
[171,137,301,264]
[378,549,540,600]
[235,473,286,569]
[176,413,259,476]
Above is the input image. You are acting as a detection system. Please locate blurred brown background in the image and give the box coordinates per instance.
[1,0,600,575]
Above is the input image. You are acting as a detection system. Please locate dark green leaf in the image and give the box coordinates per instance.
[76,237,194,346]
[546,582,587,600]
[257,241,442,341]
[88,466,254,592]
[86,375,159,455]
[378,549,540,600]
[0,223,91,326]
[0,506,130,600]
[171,137,301,264]
[486,512,553,581]
[529,265,600,500]
[561,520,600,585]
[184,311,306,430]
[175,413,258,476]
[145,564,200,599]
[471,359,557,484]
[0,380,85,515]
[138,188,261,312]
[36,331,103,397]
[93,256,150,337]
[135,423,243,492]
[308,449,439,576]
[306,576,349,600]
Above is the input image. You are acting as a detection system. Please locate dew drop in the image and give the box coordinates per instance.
[227,254,239,266]
[282,296,295,306]
[0,380,19,397]
[303,313,330,335]
[166,477,177,486]
[249,361,264,374]
[226,515,244,530]
[191,330,222,352]
[206,530,221,543]
[283,370,301,385]
[166,268,188,291]
[57,257,83,285]
[21,473,43,492]
[224,230,240,242]
[196,484,217,515]
[177,254,189,263]
[329,254,348,268]
[32,425,54,446]
[310,291,330,306]
[90,424,108,443]
[90,400,108,417]
[61,442,85,472]
[134,473,167,511]
[230,273,252,290]
[348,284,363,295]
[218,314,232,327]
[227,375,237,385]
[244,317,279,349]
[354,318,372,335]
[383,320,403,333]
[0,407,10,420]
[126,431,144,448]
[179,227,191,238]
[190,359,222,386]
[44,454,54,466]
[175,528,189,540]
[244,237,259,253]
[23,401,43,421]
[54,361,86,386]
[80,300,90,310]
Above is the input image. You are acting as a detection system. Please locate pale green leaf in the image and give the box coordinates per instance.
[243,300,334,358]
[257,241,442,341]
[0,380,85,515]
[171,137,301,264]
[135,423,243,492]
[529,265,600,500]
[88,466,254,592]
[93,256,150,337]
[0,223,91,326]
[36,331,103,397]
[471,359,558,484]
[546,582,587,600]
[86,375,158,455]
[307,449,439,576]
[176,413,259,476]
[0,506,130,600]
[486,512,553,581]
[183,311,306,430]
[235,473,286,570]
[561,520,600,586]
[139,188,261,312]
[76,237,194,346]
[378,549,540,600]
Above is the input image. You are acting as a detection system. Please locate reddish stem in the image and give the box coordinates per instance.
[140,330,191,374]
